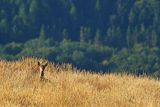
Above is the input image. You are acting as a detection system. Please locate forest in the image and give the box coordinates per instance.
[0,0,160,77]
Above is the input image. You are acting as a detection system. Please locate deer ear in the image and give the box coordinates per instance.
[45,62,48,67]
[38,61,41,66]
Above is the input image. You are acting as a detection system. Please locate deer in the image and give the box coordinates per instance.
[37,61,51,82]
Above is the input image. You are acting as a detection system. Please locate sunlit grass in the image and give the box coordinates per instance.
[0,58,159,107]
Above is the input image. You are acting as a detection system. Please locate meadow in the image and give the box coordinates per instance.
[0,58,160,107]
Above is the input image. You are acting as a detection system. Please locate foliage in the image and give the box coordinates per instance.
[0,0,160,77]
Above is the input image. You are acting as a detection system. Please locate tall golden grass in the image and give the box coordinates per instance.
[0,58,159,107]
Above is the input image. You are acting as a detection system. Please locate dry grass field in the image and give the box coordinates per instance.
[0,58,160,107]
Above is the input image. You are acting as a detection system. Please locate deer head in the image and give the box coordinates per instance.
[38,61,48,79]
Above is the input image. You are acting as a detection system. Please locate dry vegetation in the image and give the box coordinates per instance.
[0,58,160,107]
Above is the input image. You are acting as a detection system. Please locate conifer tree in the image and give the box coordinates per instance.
[39,25,46,41]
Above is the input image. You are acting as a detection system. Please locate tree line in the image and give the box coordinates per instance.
[0,0,160,77]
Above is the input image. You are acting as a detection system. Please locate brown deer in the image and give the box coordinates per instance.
[37,61,49,81]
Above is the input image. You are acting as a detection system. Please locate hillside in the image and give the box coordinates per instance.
[0,0,160,75]
[0,58,160,107]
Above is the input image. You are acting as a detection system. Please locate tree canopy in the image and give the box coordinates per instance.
[0,0,160,77]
